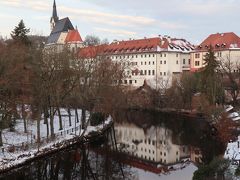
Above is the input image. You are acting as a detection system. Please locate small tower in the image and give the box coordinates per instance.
[50,0,59,31]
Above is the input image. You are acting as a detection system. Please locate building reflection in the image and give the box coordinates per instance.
[114,122,191,171]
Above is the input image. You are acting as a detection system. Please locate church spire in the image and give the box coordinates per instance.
[50,0,59,31]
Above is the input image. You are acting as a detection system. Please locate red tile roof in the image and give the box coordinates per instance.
[65,30,83,43]
[78,37,194,58]
[196,32,240,51]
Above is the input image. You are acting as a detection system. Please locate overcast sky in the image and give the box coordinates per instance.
[0,0,239,44]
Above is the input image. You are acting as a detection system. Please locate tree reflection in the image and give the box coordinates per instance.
[0,127,133,180]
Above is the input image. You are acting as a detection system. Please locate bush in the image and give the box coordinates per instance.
[90,112,105,126]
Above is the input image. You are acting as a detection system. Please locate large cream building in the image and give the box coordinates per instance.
[79,37,194,89]
[191,32,240,72]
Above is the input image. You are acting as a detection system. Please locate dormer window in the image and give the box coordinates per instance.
[205,45,208,49]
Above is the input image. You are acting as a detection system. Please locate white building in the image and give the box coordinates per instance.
[79,36,194,89]
[191,32,240,72]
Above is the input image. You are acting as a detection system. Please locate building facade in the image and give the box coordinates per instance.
[191,32,240,72]
[79,37,194,89]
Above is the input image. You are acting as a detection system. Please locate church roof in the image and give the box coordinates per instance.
[47,17,75,44]
[65,30,83,43]
[51,17,74,34]
[51,0,58,23]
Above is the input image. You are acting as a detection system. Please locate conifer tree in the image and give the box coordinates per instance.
[11,19,30,45]
[200,46,224,105]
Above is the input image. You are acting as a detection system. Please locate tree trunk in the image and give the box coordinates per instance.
[0,130,3,147]
[50,107,55,138]
[81,109,86,129]
[68,108,72,127]
[22,104,27,133]
[57,107,63,130]
[37,111,41,151]
[44,108,49,137]
[75,108,79,123]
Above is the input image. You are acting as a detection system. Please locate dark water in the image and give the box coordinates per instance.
[0,110,226,180]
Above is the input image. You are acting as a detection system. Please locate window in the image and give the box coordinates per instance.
[160,61,162,64]
[149,54,151,57]
[145,62,147,65]
[140,70,143,75]
[141,62,143,65]
[135,80,137,83]
[144,70,147,75]
[153,54,155,57]
[124,80,127,84]
[176,151,178,155]
[164,61,166,64]
[195,53,200,58]
[141,54,143,58]
[176,60,178,64]
[153,61,155,65]
[164,152,166,156]
[176,54,178,57]
[188,59,190,64]
[149,61,150,65]
[145,54,147,57]
[132,55,134,58]
[152,70,155,75]
[152,140,155,145]
[136,55,138,58]
[160,72,162,76]
[148,70,151,75]
[183,59,186,64]
[164,72,166,76]
[129,80,132,84]
[195,61,200,66]
[164,54,166,57]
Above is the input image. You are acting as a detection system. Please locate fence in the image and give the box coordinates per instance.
[0,125,82,156]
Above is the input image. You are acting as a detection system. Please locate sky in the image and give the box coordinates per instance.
[0,0,240,44]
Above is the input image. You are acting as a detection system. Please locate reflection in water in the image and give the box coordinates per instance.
[0,110,226,179]
[115,122,189,165]
[112,110,225,176]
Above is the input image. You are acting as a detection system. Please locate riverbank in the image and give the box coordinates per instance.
[0,109,113,174]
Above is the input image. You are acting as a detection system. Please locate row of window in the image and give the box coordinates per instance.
[195,52,222,59]
[160,72,167,76]
[119,80,138,84]
[141,61,155,65]
[113,53,156,60]
[140,70,155,76]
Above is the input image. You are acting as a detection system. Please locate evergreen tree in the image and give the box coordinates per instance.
[11,20,30,45]
[200,46,224,105]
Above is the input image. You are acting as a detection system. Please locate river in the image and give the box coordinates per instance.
[0,110,225,180]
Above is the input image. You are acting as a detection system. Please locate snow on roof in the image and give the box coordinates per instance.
[225,105,234,112]
[195,32,240,51]
[232,117,240,121]
[78,36,194,58]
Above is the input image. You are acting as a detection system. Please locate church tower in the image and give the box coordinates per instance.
[50,0,59,31]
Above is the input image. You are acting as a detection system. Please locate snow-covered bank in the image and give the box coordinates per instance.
[0,109,113,173]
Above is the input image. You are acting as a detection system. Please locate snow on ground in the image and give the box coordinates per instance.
[0,108,113,171]
[133,163,197,180]
[225,137,240,160]
[2,109,84,146]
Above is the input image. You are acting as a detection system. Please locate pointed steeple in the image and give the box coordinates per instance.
[50,0,59,31]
